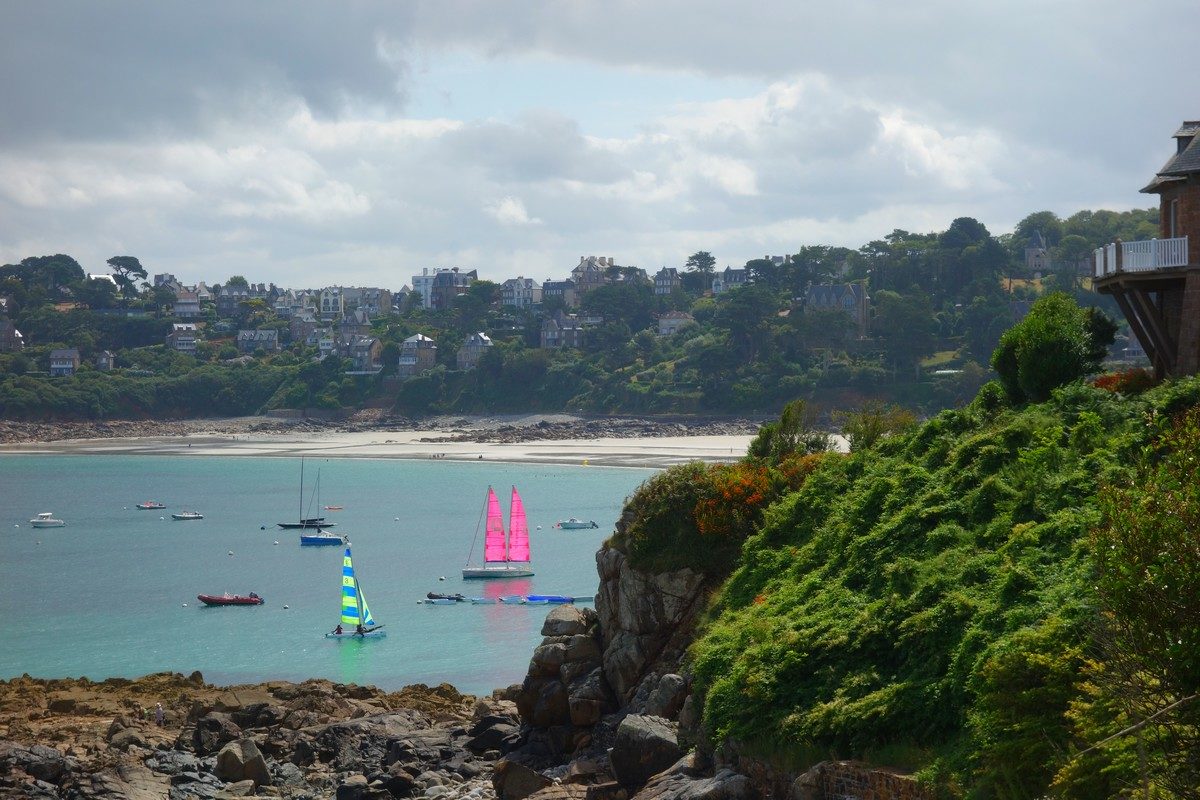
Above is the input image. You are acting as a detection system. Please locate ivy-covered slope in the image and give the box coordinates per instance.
[677,379,1200,797]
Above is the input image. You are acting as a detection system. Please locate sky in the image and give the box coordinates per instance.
[1,1,1197,289]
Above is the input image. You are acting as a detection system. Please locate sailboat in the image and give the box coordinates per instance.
[462,486,534,579]
[278,459,337,529]
[325,547,386,639]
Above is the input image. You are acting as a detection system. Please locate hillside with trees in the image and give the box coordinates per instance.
[608,294,1197,796]
[0,208,1154,421]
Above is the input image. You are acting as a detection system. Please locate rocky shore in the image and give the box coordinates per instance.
[0,414,762,447]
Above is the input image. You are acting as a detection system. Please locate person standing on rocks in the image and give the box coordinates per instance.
[155,703,165,727]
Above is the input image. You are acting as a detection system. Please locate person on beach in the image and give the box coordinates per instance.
[155,703,165,727]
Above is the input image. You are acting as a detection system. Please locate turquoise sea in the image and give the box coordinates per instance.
[0,455,653,695]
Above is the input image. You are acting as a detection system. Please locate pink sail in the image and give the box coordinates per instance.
[484,486,507,563]
[507,486,531,563]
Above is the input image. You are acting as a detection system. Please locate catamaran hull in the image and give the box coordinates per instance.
[462,566,534,579]
[324,630,387,639]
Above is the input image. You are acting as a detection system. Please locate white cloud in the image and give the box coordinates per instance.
[486,196,542,226]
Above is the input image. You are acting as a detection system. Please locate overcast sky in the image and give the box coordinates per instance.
[1,1,1196,288]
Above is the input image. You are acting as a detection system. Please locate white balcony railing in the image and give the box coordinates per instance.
[1094,236,1190,278]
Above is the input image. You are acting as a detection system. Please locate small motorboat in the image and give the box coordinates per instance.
[300,529,345,546]
[323,505,344,511]
[172,511,204,520]
[136,501,166,510]
[29,513,65,528]
[525,595,576,604]
[426,592,466,602]
[554,518,599,530]
[197,592,264,606]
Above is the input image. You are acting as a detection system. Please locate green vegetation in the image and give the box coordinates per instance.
[608,308,1200,795]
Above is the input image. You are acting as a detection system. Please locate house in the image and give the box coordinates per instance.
[358,288,394,316]
[542,279,577,309]
[340,309,371,339]
[712,266,748,294]
[153,273,179,287]
[173,291,201,319]
[500,277,543,310]
[216,286,249,317]
[806,283,870,337]
[167,323,199,353]
[0,319,24,352]
[657,311,696,337]
[319,287,345,320]
[540,311,585,349]
[94,350,115,371]
[316,329,336,359]
[290,311,320,346]
[236,329,280,354]
[397,334,437,377]
[571,256,613,296]
[411,268,476,309]
[431,268,477,310]
[1024,230,1051,274]
[194,282,214,303]
[49,348,80,377]
[347,337,383,373]
[654,267,682,296]
[457,332,493,371]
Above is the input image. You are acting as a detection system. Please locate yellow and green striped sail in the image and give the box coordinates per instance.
[340,547,375,628]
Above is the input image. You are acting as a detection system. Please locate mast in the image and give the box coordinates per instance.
[298,458,304,522]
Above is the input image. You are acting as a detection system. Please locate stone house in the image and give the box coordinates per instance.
[290,311,320,346]
[500,277,543,310]
[712,267,748,294]
[340,309,372,339]
[457,332,493,371]
[347,337,383,373]
[654,267,682,296]
[806,283,870,337]
[0,319,24,352]
[397,334,437,377]
[571,256,614,297]
[540,311,585,349]
[432,268,477,311]
[49,348,80,377]
[173,291,201,319]
[657,311,695,337]
[94,350,115,371]
[216,286,249,317]
[166,323,199,354]
[236,329,280,354]
[542,279,577,309]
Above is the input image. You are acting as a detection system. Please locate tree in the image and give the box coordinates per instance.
[990,292,1116,403]
[225,275,249,289]
[685,251,717,291]
[835,401,917,451]
[873,290,936,370]
[1091,408,1200,797]
[106,256,148,296]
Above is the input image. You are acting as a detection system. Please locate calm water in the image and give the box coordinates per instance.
[0,455,653,694]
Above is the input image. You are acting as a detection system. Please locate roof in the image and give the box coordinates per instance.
[403,333,435,344]
[50,348,79,358]
[1143,121,1200,192]
[806,283,866,306]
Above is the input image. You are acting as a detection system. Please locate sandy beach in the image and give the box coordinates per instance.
[0,427,756,469]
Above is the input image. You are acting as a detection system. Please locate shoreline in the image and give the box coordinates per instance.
[0,413,771,468]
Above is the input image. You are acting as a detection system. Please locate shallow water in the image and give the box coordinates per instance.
[0,455,652,694]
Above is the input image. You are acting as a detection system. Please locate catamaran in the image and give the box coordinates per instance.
[462,486,534,579]
[325,547,386,639]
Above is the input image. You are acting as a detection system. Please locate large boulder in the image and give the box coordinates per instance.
[192,713,242,756]
[610,716,682,790]
[643,675,688,721]
[493,759,554,800]
[214,739,270,787]
[631,755,754,800]
[542,606,590,637]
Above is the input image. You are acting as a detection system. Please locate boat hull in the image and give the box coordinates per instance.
[197,594,264,606]
[172,513,203,520]
[29,520,65,528]
[278,521,336,529]
[462,565,534,579]
[136,503,166,510]
[300,534,344,546]
[324,630,386,638]
[555,520,598,529]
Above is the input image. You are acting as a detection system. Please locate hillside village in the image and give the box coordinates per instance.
[0,208,1159,420]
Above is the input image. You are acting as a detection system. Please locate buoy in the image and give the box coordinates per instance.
[582,459,589,466]
[182,603,188,607]
[536,525,542,530]
[273,540,279,545]
[260,525,266,530]
[159,516,165,520]
[438,576,446,581]
[123,506,128,510]
[227,550,234,556]
[13,524,18,528]
[283,605,289,609]
[394,517,400,522]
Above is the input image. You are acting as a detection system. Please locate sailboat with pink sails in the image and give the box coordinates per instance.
[462,486,534,579]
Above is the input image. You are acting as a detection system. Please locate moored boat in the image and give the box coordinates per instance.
[462,486,534,579]
[171,511,203,520]
[279,460,337,529]
[136,501,166,510]
[300,529,345,546]
[29,512,66,528]
[197,592,263,606]
[554,518,599,530]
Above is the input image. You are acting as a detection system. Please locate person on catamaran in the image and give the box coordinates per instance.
[333,624,343,635]
[355,624,365,636]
